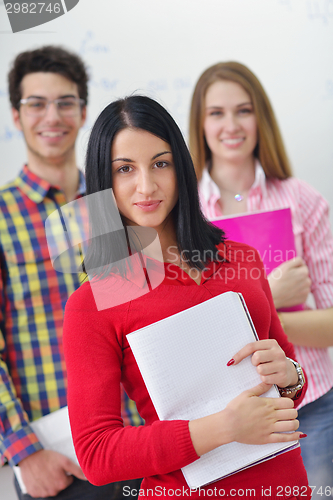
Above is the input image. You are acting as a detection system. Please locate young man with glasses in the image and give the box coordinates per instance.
[0,45,142,500]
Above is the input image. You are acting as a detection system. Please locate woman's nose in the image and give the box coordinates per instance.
[136,171,157,195]
[223,113,240,132]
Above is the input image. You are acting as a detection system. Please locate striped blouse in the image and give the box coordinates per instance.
[199,162,333,409]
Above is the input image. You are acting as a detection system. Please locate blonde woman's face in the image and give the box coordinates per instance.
[203,80,257,166]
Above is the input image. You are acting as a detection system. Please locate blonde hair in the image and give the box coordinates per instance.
[189,61,292,180]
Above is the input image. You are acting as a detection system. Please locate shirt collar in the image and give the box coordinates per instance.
[200,166,221,205]
[251,161,267,197]
[199,160,267,205]
[15,165,86,203]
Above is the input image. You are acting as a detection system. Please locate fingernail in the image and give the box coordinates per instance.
[227,359,235,366]
[299,433,307,439]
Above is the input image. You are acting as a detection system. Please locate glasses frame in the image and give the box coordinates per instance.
[19,97,86,117]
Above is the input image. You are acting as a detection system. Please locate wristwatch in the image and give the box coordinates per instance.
[279,358,305,395]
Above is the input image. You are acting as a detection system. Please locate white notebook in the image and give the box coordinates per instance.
[127,291,298,488]
[13,406,78,494]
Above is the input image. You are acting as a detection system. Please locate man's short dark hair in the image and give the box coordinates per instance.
[8,45,89,110]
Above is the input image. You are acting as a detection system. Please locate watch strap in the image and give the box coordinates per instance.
[279,357,305,395]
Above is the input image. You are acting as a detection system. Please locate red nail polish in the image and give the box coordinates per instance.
[227,359,235,366]
[299,433,307,439]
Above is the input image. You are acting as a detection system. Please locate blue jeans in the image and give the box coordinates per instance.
[298,388,333,499]
[14,476,142,500]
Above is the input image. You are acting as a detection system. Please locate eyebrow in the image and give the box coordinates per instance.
[206,101,252,110]
[152,150,172,160]
[112,150,172,163]
[26,94,78,99]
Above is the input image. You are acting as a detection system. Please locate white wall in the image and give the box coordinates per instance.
[0,0,332,224]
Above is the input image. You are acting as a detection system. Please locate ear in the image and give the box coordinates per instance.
[12,108,23,131]
[80,106,87,127]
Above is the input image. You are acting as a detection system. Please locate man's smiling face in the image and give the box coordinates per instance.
[12,72,86,166]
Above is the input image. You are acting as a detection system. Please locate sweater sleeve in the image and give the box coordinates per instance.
[255,249,308,406]
[63,285,199,486]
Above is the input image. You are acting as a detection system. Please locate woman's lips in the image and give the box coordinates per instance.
[134,201,162,212]
[221,137,245,148]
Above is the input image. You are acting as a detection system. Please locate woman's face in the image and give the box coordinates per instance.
[111,128,178,232]
[203,80,258,166]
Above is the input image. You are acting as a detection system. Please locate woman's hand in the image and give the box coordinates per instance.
[224,382,300,445]
[228,339,298,389]
[268,257,311,309]
[189,340,305,456]
[189,382,304,456]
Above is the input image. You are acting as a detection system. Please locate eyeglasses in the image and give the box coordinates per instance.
[19,97,85,117]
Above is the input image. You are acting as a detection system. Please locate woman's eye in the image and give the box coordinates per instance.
[209,110,223,117]
[154,161,168,168]
[239,108,252,115]
[118,165,132,173]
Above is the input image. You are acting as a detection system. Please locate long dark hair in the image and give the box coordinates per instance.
[85,95,224,275]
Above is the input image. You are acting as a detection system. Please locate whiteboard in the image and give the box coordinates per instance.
[0,0,333,227]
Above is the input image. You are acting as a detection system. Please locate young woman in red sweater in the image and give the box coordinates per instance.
[63,96,310,499]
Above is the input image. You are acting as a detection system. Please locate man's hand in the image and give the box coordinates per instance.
[19,449,87,498]
[268,257,311,309]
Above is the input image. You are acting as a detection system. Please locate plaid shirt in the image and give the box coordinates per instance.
[0,166,143,467]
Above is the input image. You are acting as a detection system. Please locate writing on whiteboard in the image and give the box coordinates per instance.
[90,78,119,91]
[173,78,192,90]
[307,0,333,23]
[276,0,333,22]
[277,0,293,11]
[79,31,110,55]
[147,79,168,92]
[0,126,22,142]
[324,80,333,99]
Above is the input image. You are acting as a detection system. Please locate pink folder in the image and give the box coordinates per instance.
[212,208,303,311]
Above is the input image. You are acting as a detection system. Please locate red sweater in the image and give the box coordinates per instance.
[63,241,310,499]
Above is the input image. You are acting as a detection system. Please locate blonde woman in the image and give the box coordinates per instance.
[189,61,333,498]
